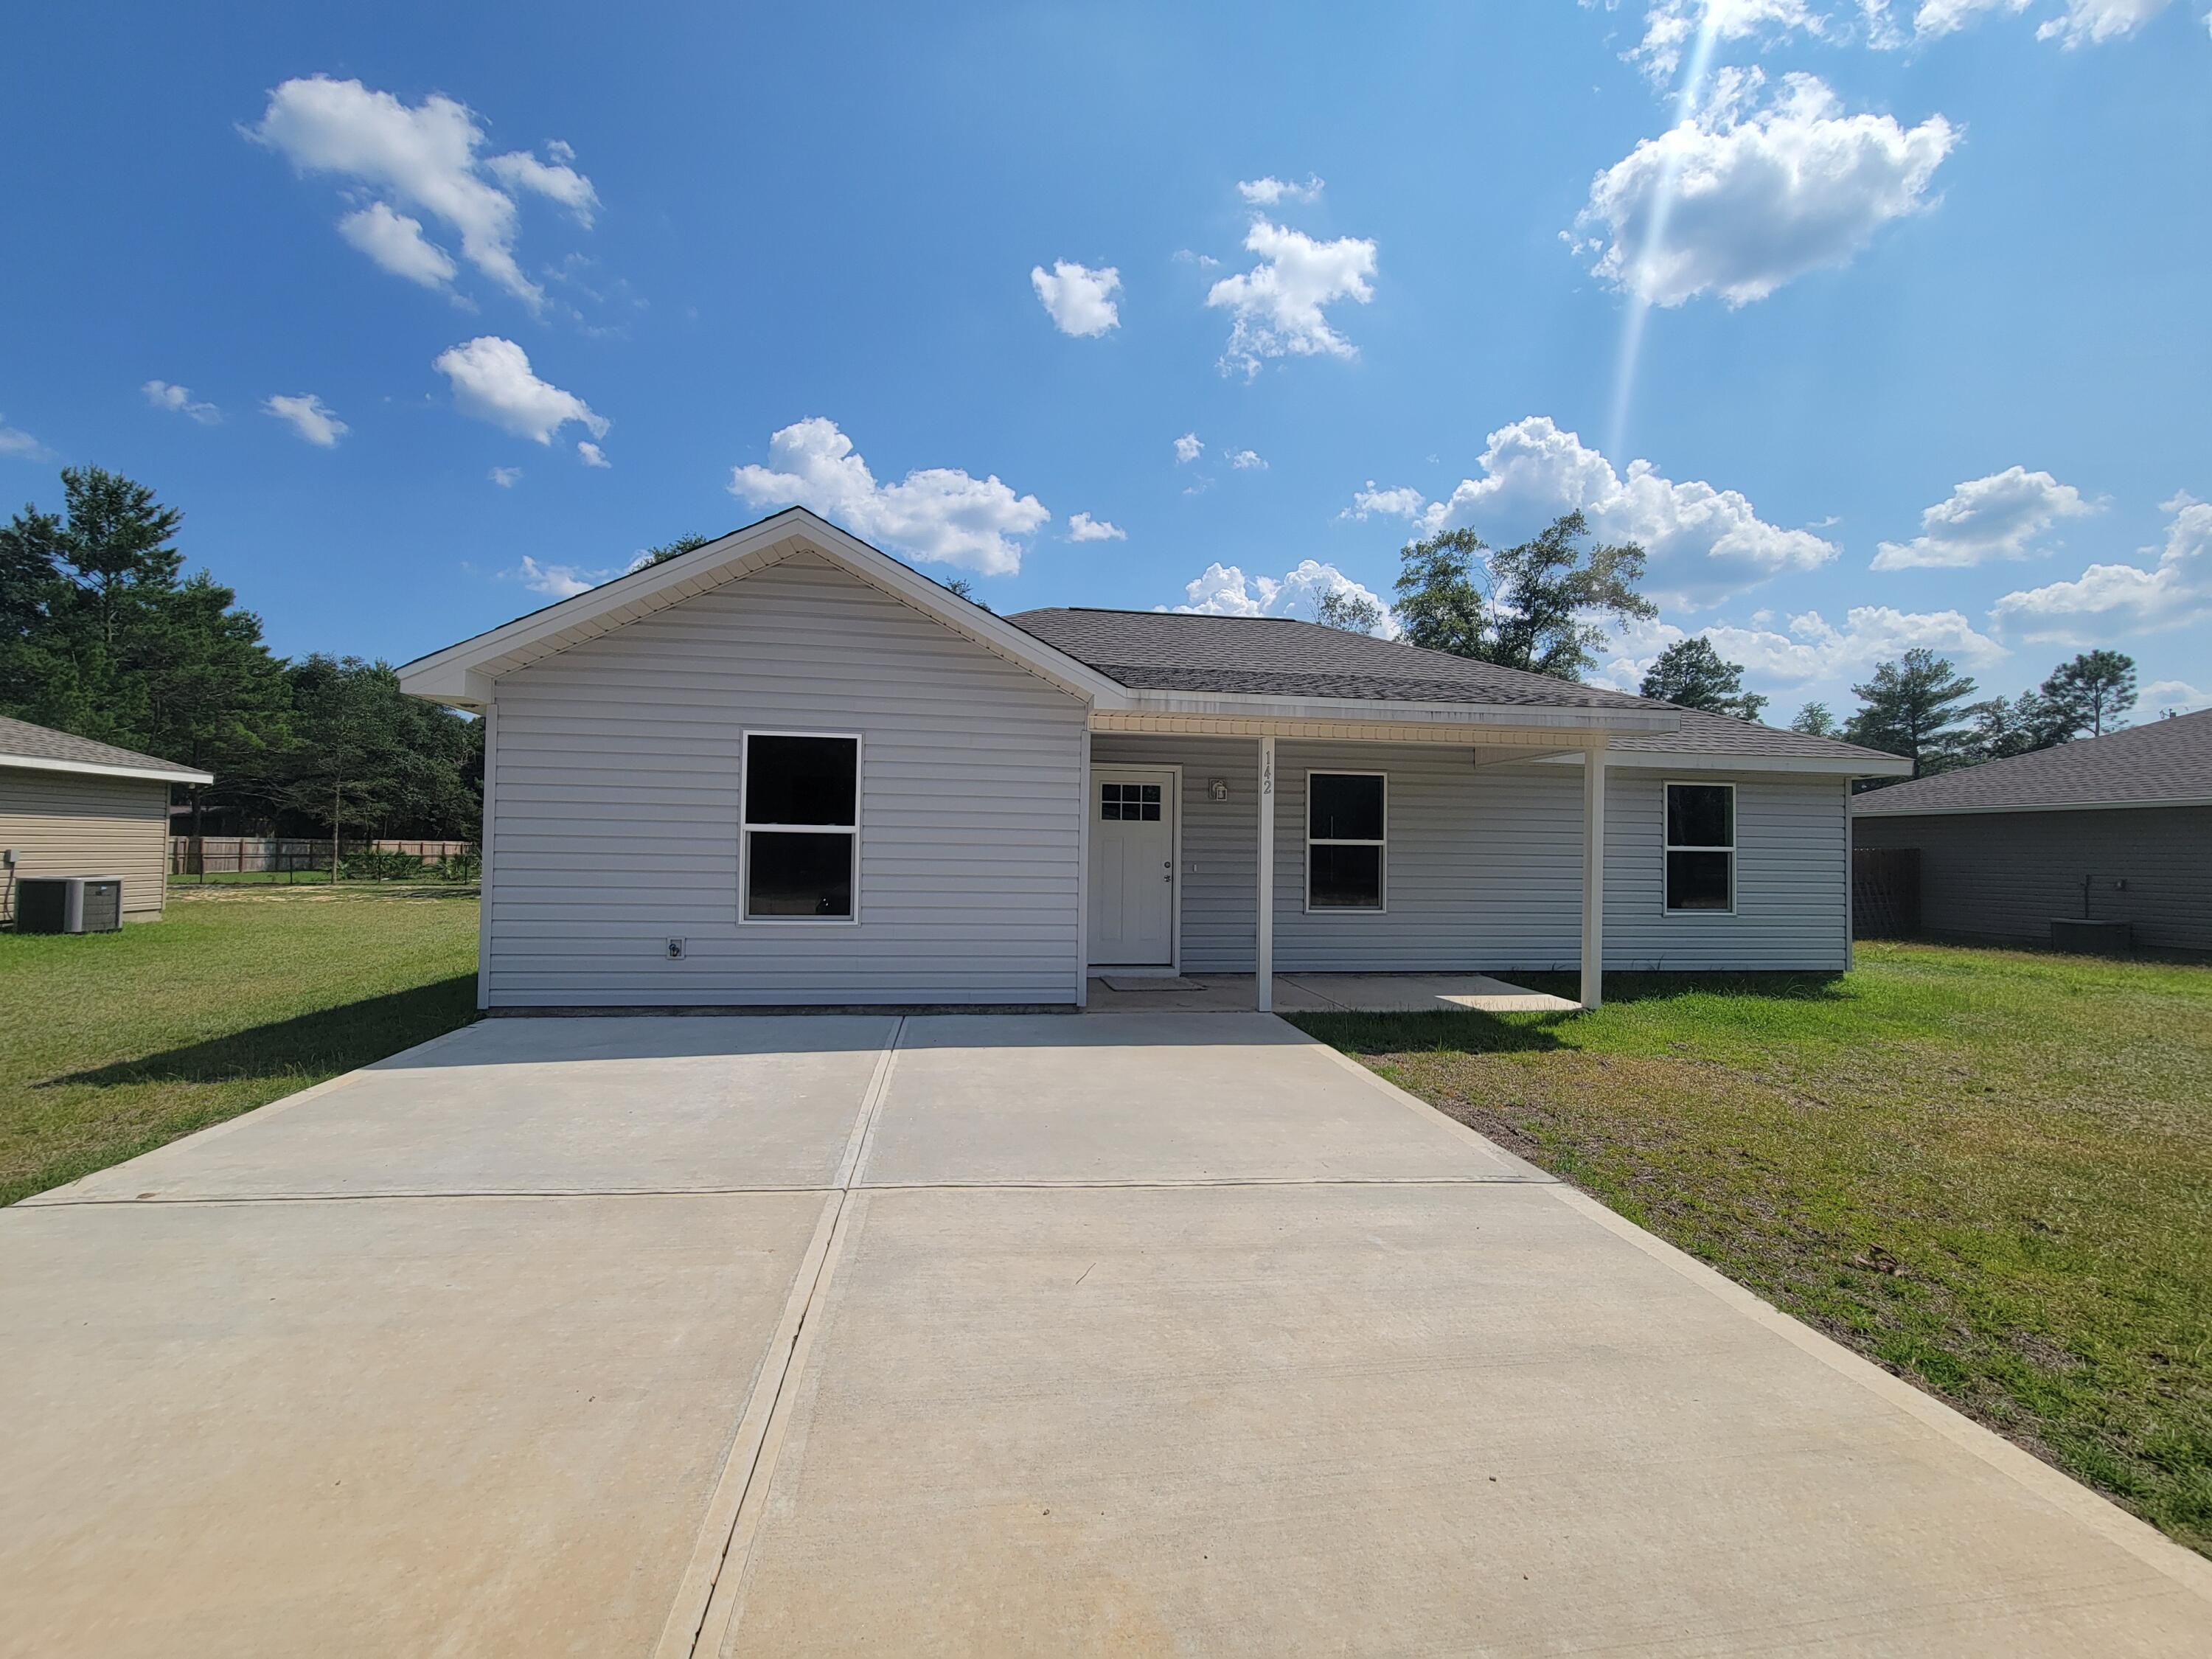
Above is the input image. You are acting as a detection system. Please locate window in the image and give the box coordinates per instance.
[743,734,859,921]
[1307,771,1385,911]
[1100,781,1161,821]
[1664,782,1734,913]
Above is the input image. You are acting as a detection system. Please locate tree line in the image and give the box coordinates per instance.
[1359,514,2138,785]
[0,467,481,842]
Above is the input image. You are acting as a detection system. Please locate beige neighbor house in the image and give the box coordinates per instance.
[398,507,1910,1012]
[0,716,213,925]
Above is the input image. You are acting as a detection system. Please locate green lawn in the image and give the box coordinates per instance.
[1,885,480,1206]
[1293,941,2212,1557]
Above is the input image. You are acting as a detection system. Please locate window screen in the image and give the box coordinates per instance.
[1307,773,1384,910]
[1664,782,1734,913]
[744,734,858,920]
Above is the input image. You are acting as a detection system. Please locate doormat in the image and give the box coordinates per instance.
[1099,975,1203,992]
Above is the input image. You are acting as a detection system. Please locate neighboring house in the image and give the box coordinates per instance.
[0,716,214,925]
[397,508,1907,1012]
[1852,708,2212,957]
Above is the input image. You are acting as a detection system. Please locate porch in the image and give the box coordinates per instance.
[1086,970,1579,1014]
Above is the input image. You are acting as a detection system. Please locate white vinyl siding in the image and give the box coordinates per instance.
[0,767,172,922]
[486,552,1087,1006]
[1091,737,1851,973]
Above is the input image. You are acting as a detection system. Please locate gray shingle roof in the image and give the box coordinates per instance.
[1008,608,1901,768]
[1852,708,2212,814]
[1009,608,1672,710]
[0,715,209,780]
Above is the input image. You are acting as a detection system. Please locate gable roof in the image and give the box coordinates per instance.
[0,715,215,785]
[1852,707,2212,815]
[397,508,1131,710]
[1012,608,1906,773]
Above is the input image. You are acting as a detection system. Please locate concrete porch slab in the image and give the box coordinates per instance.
[1084,972,1577,1014]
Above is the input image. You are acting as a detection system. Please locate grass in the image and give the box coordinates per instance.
[1292,941,2212,1558]
[1,883,481,1206]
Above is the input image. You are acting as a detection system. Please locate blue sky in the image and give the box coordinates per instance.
[4,0,2207,720]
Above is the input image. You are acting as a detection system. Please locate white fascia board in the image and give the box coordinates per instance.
[1853,795,2212,818]
[1,754,214,785]
[1107,689,1679,735]
[394,507,1129,711]
[1535,748,1913,777]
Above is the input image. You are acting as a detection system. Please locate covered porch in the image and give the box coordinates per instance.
[1078,701,1655,1015]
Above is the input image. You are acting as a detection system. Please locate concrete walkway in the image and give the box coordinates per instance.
[1085,970,1580,1013]
[4,1012,2208,1656]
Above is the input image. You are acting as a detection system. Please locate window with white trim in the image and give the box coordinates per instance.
[742,733,859,920]
[1307,771,1385,911]
[1664,782,1734,913]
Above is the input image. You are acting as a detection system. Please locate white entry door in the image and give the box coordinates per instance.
[1088,768,1176,967]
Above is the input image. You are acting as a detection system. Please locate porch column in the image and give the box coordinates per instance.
[1579,741,1607,1010]
[1256,734,1276,1012]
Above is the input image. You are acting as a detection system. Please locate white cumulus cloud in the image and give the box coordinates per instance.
[729,417,1049,576]
[336,201,460,291]
[1576,70,1955,307]
[1173,432,1203,464]
[263,393,348,447]
[508,554,608,599]
[1207,219,1377,376]
[434,335,607,446]
[1991,492,2212,641]
[1590,605,2007,698]
[1228,448,1267,470]
[1630,0,1829,83]
[1030,260,1122,337]
[1174,560,1399,637]
[1871,466,2096,570]
[1236,175,1324,205]
[1339,481,1428,521]
[248,75,595,307]
[1068,512,1126,543]
[1915,0,2172,41]
[488,466,521,487]
[1390,416,1836,603]
[2143,678,2210,714]
[143,380,220,425]
[576,440,610,469]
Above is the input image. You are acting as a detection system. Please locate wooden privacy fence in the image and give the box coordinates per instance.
[170,837,473,875]
[1852,846,1921,939]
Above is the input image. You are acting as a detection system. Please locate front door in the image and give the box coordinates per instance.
[1088,768,1176,967]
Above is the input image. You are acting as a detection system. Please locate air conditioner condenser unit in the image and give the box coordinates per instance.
[13,875,125,934]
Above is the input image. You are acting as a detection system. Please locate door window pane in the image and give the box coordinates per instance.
[748,831,854,917]
[745,735,857,827]
[1310,844,1383,909]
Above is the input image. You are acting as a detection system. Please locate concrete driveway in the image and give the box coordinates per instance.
[4,1013,2208,1657]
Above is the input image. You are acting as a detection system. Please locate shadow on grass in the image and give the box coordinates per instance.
[48,973,481,1088]
[1291,970,1852,1057]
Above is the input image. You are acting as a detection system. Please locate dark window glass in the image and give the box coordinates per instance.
[1666,784,1733,849]
[1310,843,1382,909]
[1308,773,1384,842]
[745,736,857,827]
[747,831,854,917]
[1666,850,1732,911]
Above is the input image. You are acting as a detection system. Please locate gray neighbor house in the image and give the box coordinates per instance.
[397,507,1910,1012]
[1852,707,2212,958]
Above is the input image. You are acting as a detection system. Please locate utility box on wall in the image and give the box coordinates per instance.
[2050,917,2131,956]
[13,875,124,934]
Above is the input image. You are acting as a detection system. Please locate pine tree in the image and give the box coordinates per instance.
[1394,511,1654,681]
[2039,650,2136,738]
[1790,702,1838,738]
[1845,650,1978,779]
[1638,637,1767,720]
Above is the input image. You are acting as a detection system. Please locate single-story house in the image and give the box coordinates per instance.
[0,716,215,925]
[397,508,1909,1011]
[1852,707,2212,957]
